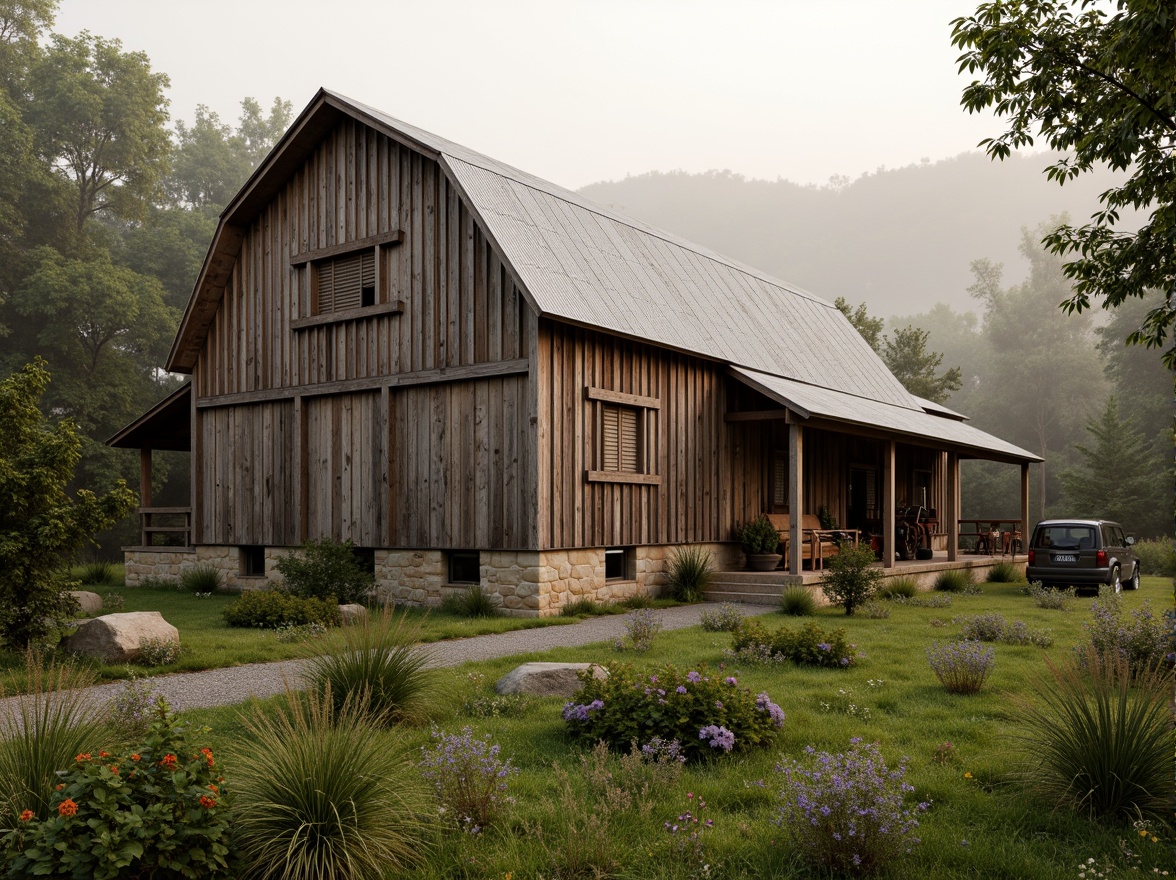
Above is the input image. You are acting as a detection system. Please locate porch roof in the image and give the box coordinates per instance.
[107,383,191,451]
[731,366,1042,465]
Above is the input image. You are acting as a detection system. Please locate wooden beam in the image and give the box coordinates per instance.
[289,229,403,266]
[585,386,661,410]
[946,451,959,562]
[139,449,152,509]
[723,409,790,423]
[195,358,531,408]
[290,299,404,331]
[882,440,895,568]
[1020,462,1030,544]
[788,423,803,576]
[585,470,661,485]
[294,395,306,543]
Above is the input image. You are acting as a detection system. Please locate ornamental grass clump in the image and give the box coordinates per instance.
[934,569,978,593]
[419,725,516,833]
[1024,580,1077,610]
[666,545,713,602]
[233,689,432,880]
[178,563,224,593]
[926,640,994,695]
[779,584,816,616]
[440,583,500,618]
[729,618,859,668]
[562,662,784,762]
[302,605,437,726]
[820,542,883,615]
[1015,645,1174,821]
[775,738,929,875]
[3,699,232,880]
[877,576,918,600]
[985,560,1023,583]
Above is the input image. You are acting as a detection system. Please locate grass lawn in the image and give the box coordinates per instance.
[179,576,1174,879]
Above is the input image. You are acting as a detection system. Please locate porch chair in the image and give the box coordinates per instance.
[801,514,860,570]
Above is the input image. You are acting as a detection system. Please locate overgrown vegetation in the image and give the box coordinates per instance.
[985,560,1022,583]
[934,568,978,594]
[729,618,859,668]
[779,584,816,616]
[440,584,500,618]
[665,546,713,602]
[273,537,375,604]
[222,589,340,630]
[878,576,919,599]
[178,564,224,594]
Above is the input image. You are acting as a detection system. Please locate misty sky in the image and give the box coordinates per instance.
[55,0,1007,191]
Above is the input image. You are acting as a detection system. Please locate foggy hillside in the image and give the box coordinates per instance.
[577,152,1128,317]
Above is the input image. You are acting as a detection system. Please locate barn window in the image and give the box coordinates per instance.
[585,387,661,485]
[604,547,633,580]
[289,230,405,330]
[316,249,376,314]
[239,545,266,577]
[448,551,481,585]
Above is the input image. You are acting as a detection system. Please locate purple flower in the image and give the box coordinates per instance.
[818,643,831,652]
[676,686,688,694]
[724,676,738,686]
[756,692,786,728]
[686,671,702,683]
[698,724,736,752]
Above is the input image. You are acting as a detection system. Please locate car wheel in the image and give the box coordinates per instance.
[1125,566,1140,590]
[1110,566,1121,594]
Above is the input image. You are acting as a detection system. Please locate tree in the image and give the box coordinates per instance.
[0,359,135,647]
[881,325,963,404]
[0,0,54,92]
[1058,397,1166,536]
[835,296,883,351]
[952,1,1176,364]
[27,31,170,242]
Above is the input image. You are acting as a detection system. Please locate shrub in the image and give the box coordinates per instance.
[1080,587,1169,675]
[820,542,883,615]
[137,636,181,666]
[460,671,531,718]
[419,726,516,833]
[1016,645,1174,821]
[1024,580,1077,610]
[956,612,1007,642]
[102,592,125,610]
[0,657,109,824]
[223,589,341,629]
[775,737,928,874]
[698,602,745,632]
[561,597,608,616]
[985,560,1023,583]
[579,739,685,819]
[2,699,232,879]
[273,536,374,604]
[878,576,918,599]
[106,676,158,742]
[613,608,663,653]
[934,569,977,593]
[621,593,654,609]
[233,690,431,880]
[730,618,859,668]
[562,662,784,762]
[895,592,953,608]
[1132,536,1176,577]
[666,546,713,602]
[926,640,994,694]
[441,583,500,618]
[779,585,816,616]
[302,606,436,726]
[178,563,224,594]
[738,515,781,554]
[77,560,117,587]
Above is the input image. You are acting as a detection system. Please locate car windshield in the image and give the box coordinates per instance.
[1035,525,1096,551]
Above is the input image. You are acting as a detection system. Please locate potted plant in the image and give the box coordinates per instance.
[739,516,782,571]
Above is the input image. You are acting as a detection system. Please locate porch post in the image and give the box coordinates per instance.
[946,452,959,562]
[1020,462,1030,543]
[882,440,895,568]
[140,448,152,547]
[788,423,803,576]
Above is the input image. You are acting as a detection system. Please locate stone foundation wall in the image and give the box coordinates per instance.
[123,545,290,591]
[123,548,197,587]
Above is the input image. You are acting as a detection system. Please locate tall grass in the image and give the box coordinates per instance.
[665,546,713,602]
[178,563,225,593]
[76,560,118,587]
[877,576,918,599]
[440,584,501,618]
[0,657,109,822]
[779,585,816,616]
[1015,646,1174,821]
[985,561,1023,583]
[301,606,438,726]
[934,569,977,593]
[233,689,433,880]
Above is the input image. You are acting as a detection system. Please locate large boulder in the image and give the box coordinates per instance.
[60,612,179,663]
[68,590,104,616]
[495,662,608,698]
[338,604,368,626]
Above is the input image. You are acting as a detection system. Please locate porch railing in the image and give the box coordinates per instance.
[139,507,192,548]
[957,519,1023,555]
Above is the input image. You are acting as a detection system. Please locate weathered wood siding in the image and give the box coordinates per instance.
[536,321,765,550]
[191,119,536,548]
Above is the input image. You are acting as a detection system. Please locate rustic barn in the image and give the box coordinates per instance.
[110,88,1041,614]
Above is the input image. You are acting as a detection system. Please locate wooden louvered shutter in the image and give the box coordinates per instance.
[316,250,376,313]
[618,407,639,472]
[602,404,640,473]
[602,406,620,471]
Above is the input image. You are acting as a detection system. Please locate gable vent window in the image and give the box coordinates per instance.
[317,250,375,313]
[586,387,661,485]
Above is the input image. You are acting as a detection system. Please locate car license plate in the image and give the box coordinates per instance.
[1053,553,1078,563]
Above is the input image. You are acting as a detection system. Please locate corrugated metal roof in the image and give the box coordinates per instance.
[732,367,1041,462]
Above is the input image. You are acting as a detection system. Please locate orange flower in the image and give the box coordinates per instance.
[99,751,109,758]
[75,753,90,763]
[54,784,64,791]
[130,754,141,762]
[18,810,33,822]
[58,799,78,817]
[207,784,219,794]
[109,766,118,775]
[200,747,214,768]
[198,795,217,809]
[160,754,178,770]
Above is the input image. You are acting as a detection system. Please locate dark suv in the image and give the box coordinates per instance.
[1026,519,1139,593]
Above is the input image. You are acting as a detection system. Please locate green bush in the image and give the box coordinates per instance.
[934,569,978,593]
[440,584,500,618]
[1132,537,1176,577]
[273,537,374,604]
[223,590,340,629]
[2,699,232,879]
[1024,581,1077,610]
[561,598,608,617]
[77,560,118,587]
[779,585,816,616]
[233,691,431,880]
[698,603,745,632]
[562,662,785,762]
[178,564,224,594]
[1017,646,1174,821]
[985,560,1023,583]
[1081,588,1169,675]
[0,658,109,825]
[730,618,859,668]
[666,546,713,602]
[137,637,181,667]
[302,607,436,726]
[738,516,781,554]
[878,576,918,599]
[820,542,883,615]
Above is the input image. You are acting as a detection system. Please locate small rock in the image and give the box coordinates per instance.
[69,590,104,616]
[338,604,368,626]
[495,662,608,697]
[60,612,179,663]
